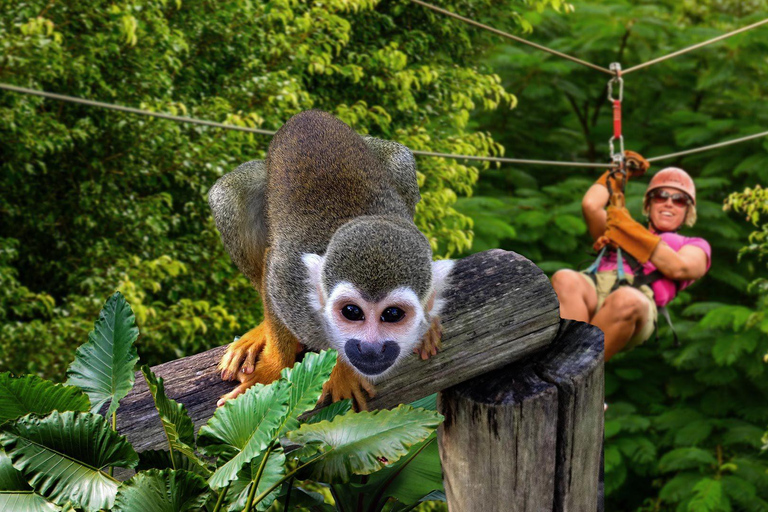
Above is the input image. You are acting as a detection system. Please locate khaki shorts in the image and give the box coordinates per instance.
[580,271,658,351]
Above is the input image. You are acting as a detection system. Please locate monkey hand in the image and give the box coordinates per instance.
[218,324,270,381]
[319,359,376,412]
[415,316,442,360]
[217,323,302,407]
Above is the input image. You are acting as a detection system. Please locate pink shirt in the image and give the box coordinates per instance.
[597,232,712,307]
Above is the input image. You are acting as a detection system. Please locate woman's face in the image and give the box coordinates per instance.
[648,186,691,232]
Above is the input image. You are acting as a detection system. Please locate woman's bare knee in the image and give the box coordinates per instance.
[603,288,648,323]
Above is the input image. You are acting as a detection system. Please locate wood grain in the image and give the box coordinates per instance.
[438,319,604,512]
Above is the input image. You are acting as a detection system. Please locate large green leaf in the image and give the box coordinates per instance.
[0,373,90,425]
[356,433,444,508]
[226,447,286,512]
[0,492,59,512]
[197,381,291,489]
[66,292,140,417]
[0,448,58,511]
[113,469,209,512]
[140,366,209,475]
[278,349,337,436]
[304,400,351,425]
[287,405,443,483]
[0,448,29,491]
[0,411,139,511]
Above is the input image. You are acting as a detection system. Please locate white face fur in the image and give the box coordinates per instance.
[302,254,454,380]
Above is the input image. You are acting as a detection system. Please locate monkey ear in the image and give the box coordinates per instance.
[426,259,455,316]
[302,253,326,311]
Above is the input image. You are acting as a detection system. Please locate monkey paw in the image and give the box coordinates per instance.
[414,316,442,360]
[216,323,301,407]
[218,324,269,381]
[319,360,377,412]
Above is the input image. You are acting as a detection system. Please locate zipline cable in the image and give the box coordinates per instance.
[0,83,278,136]
[0,82,612,168]
[410,150,612,168]
[647,130,768,162]
[409,0,613,75]
[2,83,765,167]
[622,18,768,75]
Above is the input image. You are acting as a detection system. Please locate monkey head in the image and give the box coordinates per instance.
[302,216,454,380]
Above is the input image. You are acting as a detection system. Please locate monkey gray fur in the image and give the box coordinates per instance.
[209,109,452,384]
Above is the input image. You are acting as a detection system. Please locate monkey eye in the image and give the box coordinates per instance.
[341,304,364,321]
[381,307,405,323]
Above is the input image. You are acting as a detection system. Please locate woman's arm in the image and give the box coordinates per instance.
[650,242,709,281]
[582,184,610,241]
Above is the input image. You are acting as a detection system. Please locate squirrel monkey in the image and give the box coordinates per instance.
[209,110,454,410]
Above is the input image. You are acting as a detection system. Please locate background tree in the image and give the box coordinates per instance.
[0,0,567,376]
[466,0,768,509]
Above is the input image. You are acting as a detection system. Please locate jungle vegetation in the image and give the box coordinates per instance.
[1,0,766,510]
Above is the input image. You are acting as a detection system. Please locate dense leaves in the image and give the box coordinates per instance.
[470,0,768,509]
[0,411,139,511]
[112,469,209,512]
[0,373,90,424]
[287,405,443,483]
[0,0,562,378]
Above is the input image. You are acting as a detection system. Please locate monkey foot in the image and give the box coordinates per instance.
[415,316,442,360]
[319,359,377,412]
[218,323,270,381]
[217,322,300,407]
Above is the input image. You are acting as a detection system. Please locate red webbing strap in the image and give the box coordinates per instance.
[613,99,622,139]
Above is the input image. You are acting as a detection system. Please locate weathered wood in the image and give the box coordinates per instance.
[438,319,604,512]
[115,249,559,455]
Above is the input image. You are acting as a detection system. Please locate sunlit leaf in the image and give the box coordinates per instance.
[66,292,140,417]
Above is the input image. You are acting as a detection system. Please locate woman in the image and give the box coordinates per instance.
[551,167,711,360]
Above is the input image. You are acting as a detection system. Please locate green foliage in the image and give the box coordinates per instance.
[466,0,768,508]
[287,405,442,483]
[0,0,565,379]
[67,292,139,417]
[1,293,448,511]
[0,373,90,424]
[0,411,139,511]
[140,367,209,476]
[112,469,209,512]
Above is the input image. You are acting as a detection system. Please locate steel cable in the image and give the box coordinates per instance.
[2,83,765,167]
[0,83,278,136]
[622,18,768,75]
[647,130,768,162]
[409,0,613,75]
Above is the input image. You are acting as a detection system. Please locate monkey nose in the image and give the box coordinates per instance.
[344,339,400,376]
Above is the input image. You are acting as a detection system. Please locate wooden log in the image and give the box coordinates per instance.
[438,319,604,512]
[115,249,560,455]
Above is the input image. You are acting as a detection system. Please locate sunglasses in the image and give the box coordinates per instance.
[650,190,691,208]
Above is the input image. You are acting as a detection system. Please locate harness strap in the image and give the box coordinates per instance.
[585,247,607,275]
[658,306,680,347]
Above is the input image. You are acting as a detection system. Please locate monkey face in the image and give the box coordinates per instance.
[322,283,428,378]
[303,251,454,381]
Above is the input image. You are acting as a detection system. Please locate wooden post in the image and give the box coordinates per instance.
[438,320,604,512]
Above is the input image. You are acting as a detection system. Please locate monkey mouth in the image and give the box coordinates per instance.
[344,339,401,376]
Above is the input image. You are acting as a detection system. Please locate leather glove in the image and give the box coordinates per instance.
[593,206,661,263]
[624,150,650,178]
[594,150,650,188]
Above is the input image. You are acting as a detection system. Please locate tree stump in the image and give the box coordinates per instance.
[438,319,604,512]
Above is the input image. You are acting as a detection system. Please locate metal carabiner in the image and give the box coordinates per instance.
[607,62,623,102]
